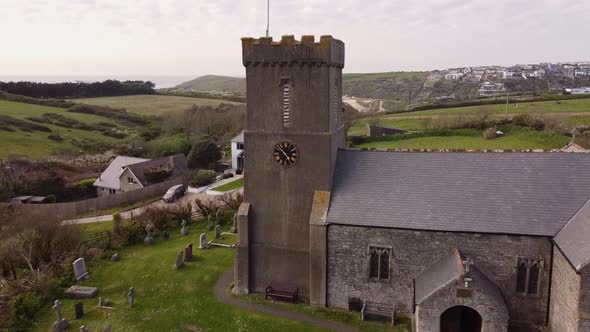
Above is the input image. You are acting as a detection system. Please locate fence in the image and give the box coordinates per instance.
[12,176,186,220]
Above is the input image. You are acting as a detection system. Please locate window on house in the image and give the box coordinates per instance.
[282,82,291,127]
[109,189,116,194]
[128,176,135,184]
[237,143,244,150]
[369,246,391,280]
[516,257,543,295]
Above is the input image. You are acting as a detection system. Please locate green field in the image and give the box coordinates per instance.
[31,221,397,332]
[0,100,130,159]
[74,95,244,116]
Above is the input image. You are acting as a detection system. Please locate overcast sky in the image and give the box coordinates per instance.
[2,0,589,77]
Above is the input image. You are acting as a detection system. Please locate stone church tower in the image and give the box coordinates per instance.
[234,35,345,302]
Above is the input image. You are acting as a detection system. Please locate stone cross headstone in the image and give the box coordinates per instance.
[52,300,69,331]
[185,243,193,262]
[128,287,135,307]
[175,250,184,269]
[72,258,88,281]
[206,215,212,231]
[180,219,189,236]
[75,302,84,319]
[144,224,154,245]
[214,225,221,239]
[215,209,220,226]
[199,233,207,249]
[230,213,237,233]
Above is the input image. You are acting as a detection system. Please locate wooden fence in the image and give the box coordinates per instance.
[12,176,186,220]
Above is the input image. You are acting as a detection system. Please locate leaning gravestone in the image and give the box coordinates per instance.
[75,302,84,319]
[215,209,220,226]
[206,215,212,231]
[65,286,99,299]
[144,224,154,245]
[73,258,89,281]
[180,219,189,236]
[199,233,207,249]
[52,300,69,332]
[185,243,193,262]
[175,250,184,269]
[214,225,221,239]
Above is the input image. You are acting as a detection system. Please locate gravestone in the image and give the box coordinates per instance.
[163,230,170,240]
[230,213,237,233]
[128,287,135,307]
[52,300,69,332]
[180,219,189,236]
[206,215,212,231]
[185,243,193,262]
[65,286,99,299]
[214,225,221,239]
[144,224,154,245]
[111,253,120,262]
[75,302,84,319]
[80,326,89,332]
[215,209,220,226]
[175,250,184,269]
[72,258,89,281]
[199,233,207,249]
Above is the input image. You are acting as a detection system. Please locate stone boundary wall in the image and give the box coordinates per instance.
[11,176,186,220]
[366,125,407,137]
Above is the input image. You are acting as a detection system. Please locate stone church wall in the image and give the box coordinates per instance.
[580,266,590,331]
[549,248,580,332]
[327,225,552,330]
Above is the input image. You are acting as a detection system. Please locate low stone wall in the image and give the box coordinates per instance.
[12,176,186,220]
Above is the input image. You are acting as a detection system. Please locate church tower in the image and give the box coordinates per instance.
[234,35,345,303]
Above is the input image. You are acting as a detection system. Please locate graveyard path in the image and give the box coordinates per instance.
[214,269,361,332]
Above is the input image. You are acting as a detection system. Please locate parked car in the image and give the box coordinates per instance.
[163,184,186,203]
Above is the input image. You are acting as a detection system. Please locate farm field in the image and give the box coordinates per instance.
[348,99,590,150]
[31,220,398,332]
[0,100,130,159]
[74,94,244,116]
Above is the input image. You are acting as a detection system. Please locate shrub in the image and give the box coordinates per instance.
[113,212,122,232]
[512,114,545,131]
[190,169,217,187]
[9,292,42,322]
[187,139,221,169]
[45,194,57,203]
[47,133,64,142]
[483,128,499,140]
[78,178,96,190]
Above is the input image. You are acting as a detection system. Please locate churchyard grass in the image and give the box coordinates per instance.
[73,95,244,116]
[210,177,244,192]
[78,220,114,235]
[32,220,382,332]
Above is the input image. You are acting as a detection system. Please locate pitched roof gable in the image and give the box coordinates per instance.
[126,154,187,186]
[94,156,150,190]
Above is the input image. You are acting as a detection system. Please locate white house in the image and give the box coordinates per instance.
[231,130,245,173]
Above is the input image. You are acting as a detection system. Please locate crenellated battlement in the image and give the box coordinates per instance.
[241,35,345,68]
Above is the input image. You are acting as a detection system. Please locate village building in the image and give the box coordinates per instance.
[233,35,590,332]
[93,154,187,196]
[230,130,245,173]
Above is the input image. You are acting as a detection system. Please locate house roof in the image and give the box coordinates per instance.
[94,156,150,190]
[554,199,590,271]
[327,150,590,236]
[231,130,244,143]
[126,154,187,187]
[561,142,588,153]
[415,249,464,304]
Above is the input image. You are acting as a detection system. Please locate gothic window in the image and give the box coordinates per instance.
[369,246,391,280]
[516,257,543,295]
[282,82,291,128]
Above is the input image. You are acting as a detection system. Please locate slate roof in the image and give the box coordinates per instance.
[127,154,187,186]
[94,156,150,190]
[327,150,590,236]
[554,200,590,271]
[415,249,464,303]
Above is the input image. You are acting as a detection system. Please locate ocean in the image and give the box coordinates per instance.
[0,75,195,89]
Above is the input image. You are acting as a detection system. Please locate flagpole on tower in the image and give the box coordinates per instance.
[266,0,270,37]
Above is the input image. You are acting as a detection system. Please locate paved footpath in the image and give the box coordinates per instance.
[214,268,361,332]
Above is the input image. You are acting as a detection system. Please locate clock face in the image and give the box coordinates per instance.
[273,141,298,167]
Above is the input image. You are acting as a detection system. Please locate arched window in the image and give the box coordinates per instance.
[379,249,390,279]
[516,259,528,293]
[527,261,541,295]
[516,257,543,295]
[369,246,391,280]
[369,248,379,279]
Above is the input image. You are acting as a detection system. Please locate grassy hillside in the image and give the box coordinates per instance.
[0,100,132,159]
[74,95,243,116]
[175,75,246,95]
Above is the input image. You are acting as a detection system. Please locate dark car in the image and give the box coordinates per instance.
[163,184,186,203]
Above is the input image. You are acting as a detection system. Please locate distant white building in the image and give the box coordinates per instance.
[534,69,546,78]
[231,130,245,173]
[575,69,588,77]
[502,71,516,79]
[478,81,506,97]
[564,87,590,95]
[444,73,463,80]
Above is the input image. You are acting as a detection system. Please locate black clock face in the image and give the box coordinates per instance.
[273,141,298,167]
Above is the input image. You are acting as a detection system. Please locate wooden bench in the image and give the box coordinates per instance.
[265,285,298,303]
[361,300,396,326]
